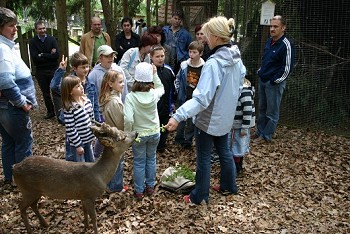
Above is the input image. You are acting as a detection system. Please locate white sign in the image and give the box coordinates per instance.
[260,0,276,25]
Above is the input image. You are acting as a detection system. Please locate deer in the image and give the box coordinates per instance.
[13,122,137,234]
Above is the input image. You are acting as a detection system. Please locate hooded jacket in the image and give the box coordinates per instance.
[175,57,206,106]
[124,73,164,136]
[0,35,37,108]
[172,44,246,136]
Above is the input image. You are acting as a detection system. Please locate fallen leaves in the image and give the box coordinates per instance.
[0,100,350,233]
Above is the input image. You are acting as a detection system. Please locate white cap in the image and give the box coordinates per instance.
[134,62,153,82]
[97,45,117,57]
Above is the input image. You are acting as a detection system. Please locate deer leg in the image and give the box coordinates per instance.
[82,199,97,234]
[19,193,41,234]
[30,198,48,228]
[81,200,89,232]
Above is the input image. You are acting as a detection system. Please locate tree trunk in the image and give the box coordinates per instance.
[0,0,7,7]
[146,0,151,27]
[55,0,68,67]
[83,0,91,33]
[122,0,128,17]
[101,0,118,50]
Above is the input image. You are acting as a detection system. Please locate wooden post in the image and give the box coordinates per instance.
[16,26,30,68]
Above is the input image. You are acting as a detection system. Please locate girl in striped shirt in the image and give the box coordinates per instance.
[61,75,95,162]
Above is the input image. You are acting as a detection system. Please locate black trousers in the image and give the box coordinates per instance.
[158,114,170,150]
[35,69,55,114]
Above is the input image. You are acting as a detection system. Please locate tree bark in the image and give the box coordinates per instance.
[55,0,68,67]
[0,0,7,8]
[101,0,118,50]
[83,0,91,33]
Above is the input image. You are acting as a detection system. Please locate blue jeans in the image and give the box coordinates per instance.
[66,141,95,162]
[229,128,251,157]
[132,133,160,194]
[0,104,33,181]
[256,80,286,141]
[190,127,238,204]
[107,154,125,192]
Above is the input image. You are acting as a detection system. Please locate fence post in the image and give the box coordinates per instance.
[16,26,31,69]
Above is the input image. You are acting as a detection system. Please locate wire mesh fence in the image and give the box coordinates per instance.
[192,0,350,136]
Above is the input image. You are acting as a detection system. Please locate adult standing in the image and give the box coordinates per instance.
[0,7,37,185]
[115,17,140,64]
[194,24,211,61]
[148,25,175,71]
[163,10,192,74]
[165,16,246,204]
[253,15,295,143]
[29,20,58,119]
[79,16,111,67]
[119,32,157,92]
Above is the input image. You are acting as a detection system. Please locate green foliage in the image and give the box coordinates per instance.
[161,165,195,182]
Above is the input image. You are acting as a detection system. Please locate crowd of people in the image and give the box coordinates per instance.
[0,7,294,204]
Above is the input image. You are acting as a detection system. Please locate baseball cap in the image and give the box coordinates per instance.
[97,45,117,57]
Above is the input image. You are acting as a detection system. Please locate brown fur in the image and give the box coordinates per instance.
[13,123,137,234]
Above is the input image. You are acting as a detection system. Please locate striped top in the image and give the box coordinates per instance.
[64,97,95,147]
[232,86,256,131]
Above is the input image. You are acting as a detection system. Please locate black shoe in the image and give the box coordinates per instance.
[44,113,55,119]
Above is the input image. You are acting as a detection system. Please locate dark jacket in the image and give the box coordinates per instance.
[115,31,140,64]
[29,35,59,70]
[157,64,176,117]
[257,34,295,85]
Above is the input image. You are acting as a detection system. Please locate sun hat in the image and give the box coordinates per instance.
[134,62,153,82]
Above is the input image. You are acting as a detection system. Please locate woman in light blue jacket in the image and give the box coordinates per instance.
[165,16,246,204]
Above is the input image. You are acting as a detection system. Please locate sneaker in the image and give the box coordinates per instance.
[183,195,192,203]
[252,136,266,144]
[212,185,236,196]
[118,185,129,193]
[134,192,144,200]
[145,186,154,196]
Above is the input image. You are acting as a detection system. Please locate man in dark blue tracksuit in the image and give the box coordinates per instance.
[254,15,295,143]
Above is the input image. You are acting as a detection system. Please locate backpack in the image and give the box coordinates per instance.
[159,166,195,194]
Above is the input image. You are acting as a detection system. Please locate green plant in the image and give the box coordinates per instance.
[161,165,195,182]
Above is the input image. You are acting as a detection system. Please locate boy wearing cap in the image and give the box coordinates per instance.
[124,62,165,200]
[163,10,192,74]
[87,45,128,122]
[86,45,130,193]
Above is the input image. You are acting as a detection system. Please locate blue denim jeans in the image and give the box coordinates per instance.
[228,128,251,157]
[107,154,125,192]
[189,127,238,204]
[0,104,33,181]
[66,141,95,162]
[132,133,160,194]
[256,80,286,141]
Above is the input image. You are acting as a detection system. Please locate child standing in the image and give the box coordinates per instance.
[150,45,176,152]
[174,41,205,148]
[61,76,95,162]
[229,78,255,174]
[50,53,98,124]
[124,62,164,200]
[99,70,128,192]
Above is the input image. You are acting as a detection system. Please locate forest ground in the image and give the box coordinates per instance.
[0,86,349,234]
